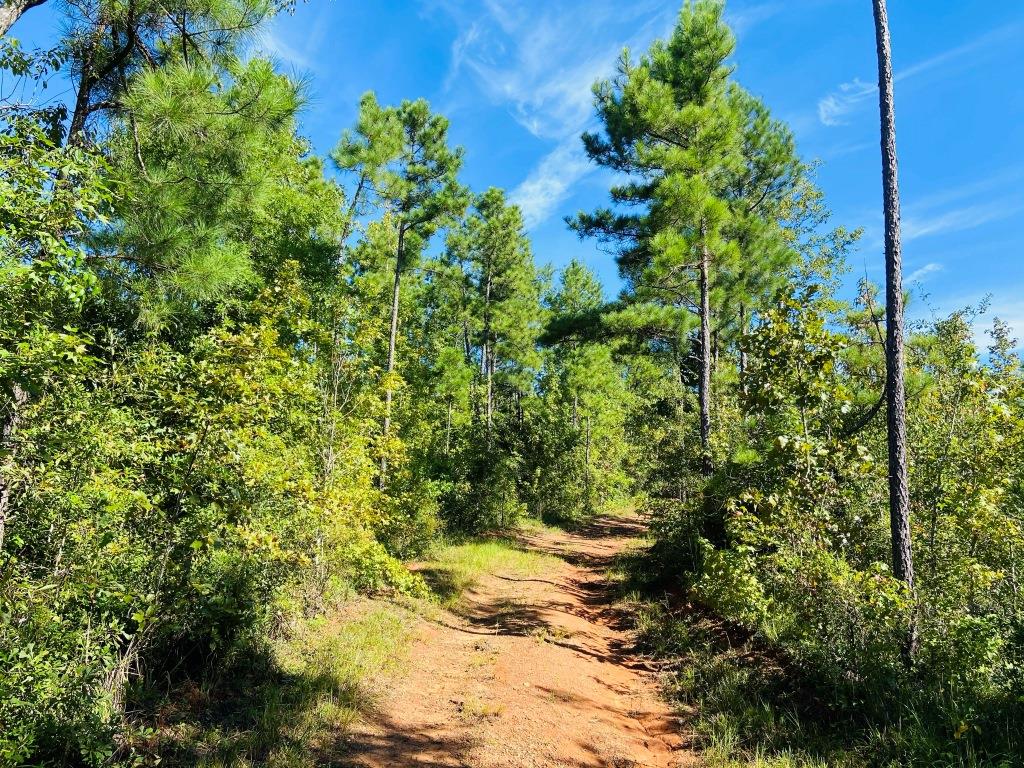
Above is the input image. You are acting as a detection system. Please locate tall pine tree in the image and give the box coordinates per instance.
[334,93,468,480]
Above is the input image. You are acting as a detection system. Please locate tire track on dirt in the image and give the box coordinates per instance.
[345,513,696,768]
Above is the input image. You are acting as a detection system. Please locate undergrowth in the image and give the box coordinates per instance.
[128,601,411,767]
[617,566,1021,768]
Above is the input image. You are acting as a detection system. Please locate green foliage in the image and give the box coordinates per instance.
[5,2,1022,767]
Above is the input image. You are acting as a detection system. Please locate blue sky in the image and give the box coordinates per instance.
[9,0,1024,341]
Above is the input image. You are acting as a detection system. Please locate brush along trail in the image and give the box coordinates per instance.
[345,513,695,768]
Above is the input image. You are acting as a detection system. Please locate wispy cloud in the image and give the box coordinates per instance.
[858,164,1024,252]
[441,0,673,140]
[725,1,784,38]
[510,138,593,228]
[817,22,1022,127]
[433,0,678,226]
[906,261,943,283]
[818,77,876,127]
[903,201,1023,242]
[256,27,315,72]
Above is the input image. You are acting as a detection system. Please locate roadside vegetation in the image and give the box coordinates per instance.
[1,1,1021,766]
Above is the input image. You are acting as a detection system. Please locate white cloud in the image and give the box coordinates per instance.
[906,261,942,283]
[510,138,593,228]
[903,200,1023,242]
[857,163,1024,252]
[817,77,876,127]
[433,0,679,226]
[817,22,1022,127]
[441,0,673,140]
[725,2,784,38]
[256,27,314,72]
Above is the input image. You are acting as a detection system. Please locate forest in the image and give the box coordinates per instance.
[1,0,1022,766]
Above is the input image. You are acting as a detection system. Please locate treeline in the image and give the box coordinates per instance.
[0,2,636,762]
[565,2,1024,766]
[2,0,1023,766]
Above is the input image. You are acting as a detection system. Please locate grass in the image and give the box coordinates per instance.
[621,593,1023,768]
[454,695,504,720]
[131,600,412,767]
[128,523,561,765]
[622,598,869,768]
[415,536,560,606]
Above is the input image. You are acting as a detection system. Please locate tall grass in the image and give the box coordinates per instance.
[133,602,412,767]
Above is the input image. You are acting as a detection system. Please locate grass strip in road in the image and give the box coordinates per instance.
[416,537,561,607]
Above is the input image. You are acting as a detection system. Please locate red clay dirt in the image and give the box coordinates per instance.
[345,513,697,768]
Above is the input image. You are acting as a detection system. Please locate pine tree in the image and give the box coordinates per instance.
[55,0,276,145]
[82,55,319,329]
[572,0,741,475]
[334,93,467,480]
[572,1,809,475]
[872,0,916,660]
[461,189,538,444]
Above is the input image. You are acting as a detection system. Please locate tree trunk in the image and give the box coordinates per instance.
[0,0,47,37]
[486,345,494,448]
[0,384,28,554]
[380,227,405,481]
[584,414,592,504]
[445,398,453,455]
[483,269,493,448]
[698,237,713,477]
[873,0,917,660]
[68,18,107,146]
[738,302,748,395]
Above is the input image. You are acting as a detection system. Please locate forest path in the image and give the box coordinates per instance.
[345,512,695,768]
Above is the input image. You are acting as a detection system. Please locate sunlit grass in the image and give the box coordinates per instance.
[418,536,560,606]
[144,601,412,767]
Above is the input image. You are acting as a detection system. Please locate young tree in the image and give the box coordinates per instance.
[455,188,537,444]
[572,1,742,475]
[872,0,916,658]
[334,93,467,480]
[574,2,809,476]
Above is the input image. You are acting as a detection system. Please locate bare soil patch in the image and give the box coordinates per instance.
[345,513,696,768]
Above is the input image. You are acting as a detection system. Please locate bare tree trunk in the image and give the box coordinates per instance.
[445,398,453,455]
[584,414,592,504]
[0,384,28,554]
[698,237,713,477]
[483,270,493,448]
[0,0,47,36]
[738,302,748,395]
[380,227,405,481]
[873,0,917,660]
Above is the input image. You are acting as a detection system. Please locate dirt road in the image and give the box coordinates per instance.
[345,514,694,768]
